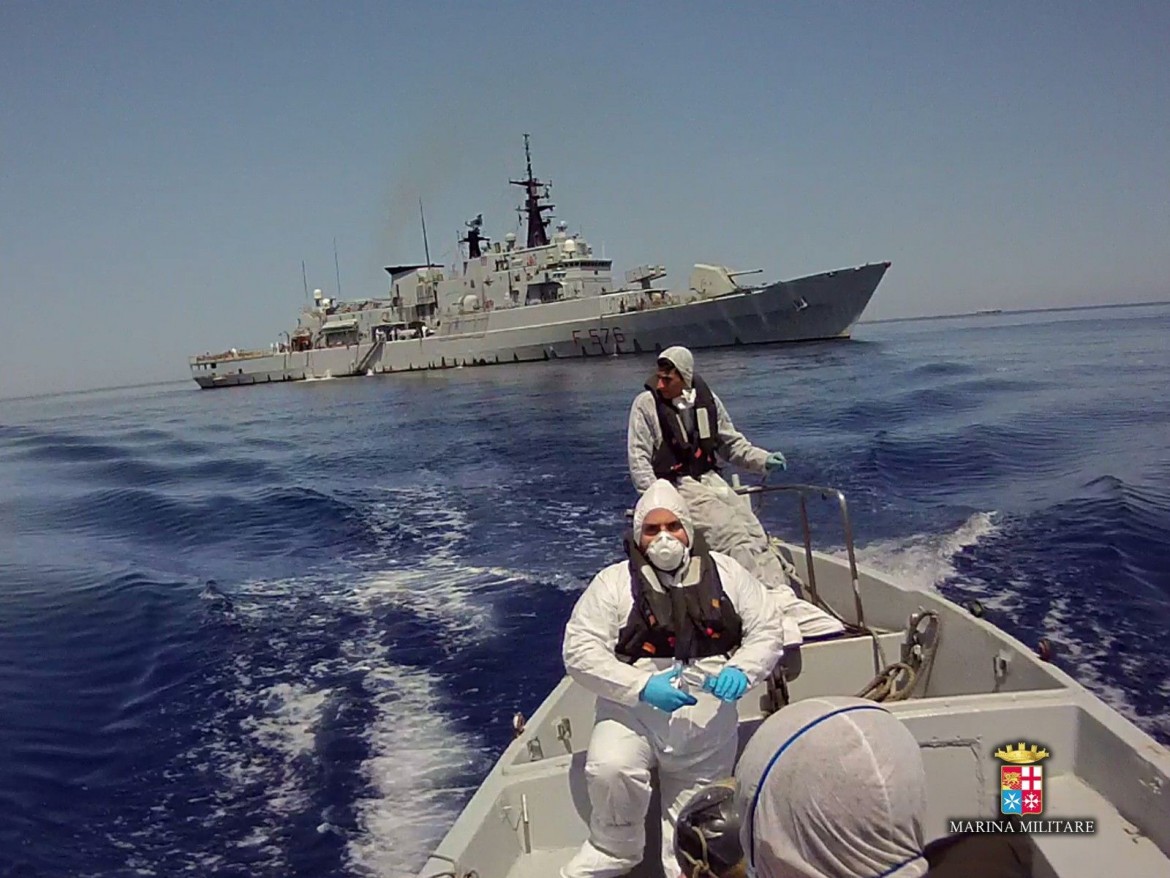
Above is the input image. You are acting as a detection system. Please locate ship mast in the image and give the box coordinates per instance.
[510,133,554,249]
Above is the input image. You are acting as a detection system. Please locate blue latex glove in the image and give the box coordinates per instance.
[710,667,750,702]
[640,667,698,713]
[765,451,787,472]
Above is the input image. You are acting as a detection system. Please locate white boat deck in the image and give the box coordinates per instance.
[415,495,1170,878]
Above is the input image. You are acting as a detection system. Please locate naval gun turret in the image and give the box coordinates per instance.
[690,265,765,298]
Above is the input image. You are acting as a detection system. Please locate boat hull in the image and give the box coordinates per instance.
[190,263,887,388]
[412,541,1170,878]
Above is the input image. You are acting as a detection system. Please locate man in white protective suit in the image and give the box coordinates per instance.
[560,479,785,878]
[672,695,1034,878]
[627,346,844,647]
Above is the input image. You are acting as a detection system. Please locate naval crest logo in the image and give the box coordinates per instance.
[995,742,1049,815]
[946,739,1094,835]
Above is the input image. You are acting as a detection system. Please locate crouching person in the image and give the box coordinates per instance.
[673,695,1034,878]
[561,479,785,878]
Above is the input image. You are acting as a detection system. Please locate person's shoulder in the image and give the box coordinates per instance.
[584,559,631,592]
[580,561,635,611]
[709,550,743,568]
[596,558,629,578]
[629,390,656,421]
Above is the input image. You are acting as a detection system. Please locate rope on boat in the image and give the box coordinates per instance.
[677,824,716,878]
[857,610,941,703]
[787,557,943,704]
[857,662,918,702]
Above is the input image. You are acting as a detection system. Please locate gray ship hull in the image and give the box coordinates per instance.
[192,263,885,389]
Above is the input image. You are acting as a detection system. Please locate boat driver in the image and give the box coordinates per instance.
[560,480,785,878]
[627,345,844,647]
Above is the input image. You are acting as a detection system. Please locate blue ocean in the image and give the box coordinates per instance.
[2,304,1168,877]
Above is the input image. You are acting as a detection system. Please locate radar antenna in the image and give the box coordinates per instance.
[510,133,554,249]
[460,213,490,259]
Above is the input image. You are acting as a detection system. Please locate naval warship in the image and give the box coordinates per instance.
[189,137,891,389]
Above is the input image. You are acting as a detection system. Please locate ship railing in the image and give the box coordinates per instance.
[188,348,275,365]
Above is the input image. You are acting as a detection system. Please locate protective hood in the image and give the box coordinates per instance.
[736,696,928,878]
[633,478,695,546]
[659,345,695,388]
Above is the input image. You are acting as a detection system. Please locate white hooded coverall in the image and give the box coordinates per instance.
[561,481,785,878]
[627,346,844,646]
[735,695,929,878]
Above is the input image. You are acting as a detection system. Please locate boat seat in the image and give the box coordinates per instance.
[1026,775,1169,878]
[765,631,857,693]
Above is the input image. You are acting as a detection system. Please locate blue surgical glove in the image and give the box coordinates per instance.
[710,667,749,702]
[765,451,787,472]
[639,667,698,713]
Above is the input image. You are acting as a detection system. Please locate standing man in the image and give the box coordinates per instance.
[627,346,844,645]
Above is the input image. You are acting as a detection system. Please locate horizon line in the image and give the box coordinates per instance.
[3,298,1168,403]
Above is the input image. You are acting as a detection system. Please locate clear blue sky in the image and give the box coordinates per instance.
[2,1,1167,396]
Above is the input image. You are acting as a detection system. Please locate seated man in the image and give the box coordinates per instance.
[627,345,844,646]
[674,695,1034,878]
[560,480,785,878]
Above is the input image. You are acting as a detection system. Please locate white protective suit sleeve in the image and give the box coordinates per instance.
[627,390,662,493]
[709,552,785,686]
[627,390,772,494]
[562,562,655,707]
[735,696,929,878]
[710,392,771,475]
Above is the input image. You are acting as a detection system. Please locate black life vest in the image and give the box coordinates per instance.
[649,372,721,482]
[615,533,743,663]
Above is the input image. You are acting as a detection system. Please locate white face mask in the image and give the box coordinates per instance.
[646,531,690,573]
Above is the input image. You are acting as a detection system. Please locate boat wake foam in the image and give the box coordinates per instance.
[845,510,1001,592]
[345,657,484,877]
[136,563,494,877]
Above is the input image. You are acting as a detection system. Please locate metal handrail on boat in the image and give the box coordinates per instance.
[730,480,865,630]
[731,479,940,704]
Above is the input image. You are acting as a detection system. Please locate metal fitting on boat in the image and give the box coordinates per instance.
[993,650,1011,682]
[555,717,572,750]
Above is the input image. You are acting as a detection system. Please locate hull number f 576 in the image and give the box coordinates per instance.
[571,327,626,349]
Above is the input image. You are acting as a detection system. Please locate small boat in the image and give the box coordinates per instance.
[415,481,1170,878]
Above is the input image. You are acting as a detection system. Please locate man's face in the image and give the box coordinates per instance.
[639,507,689,552]
[655,362,685,400]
